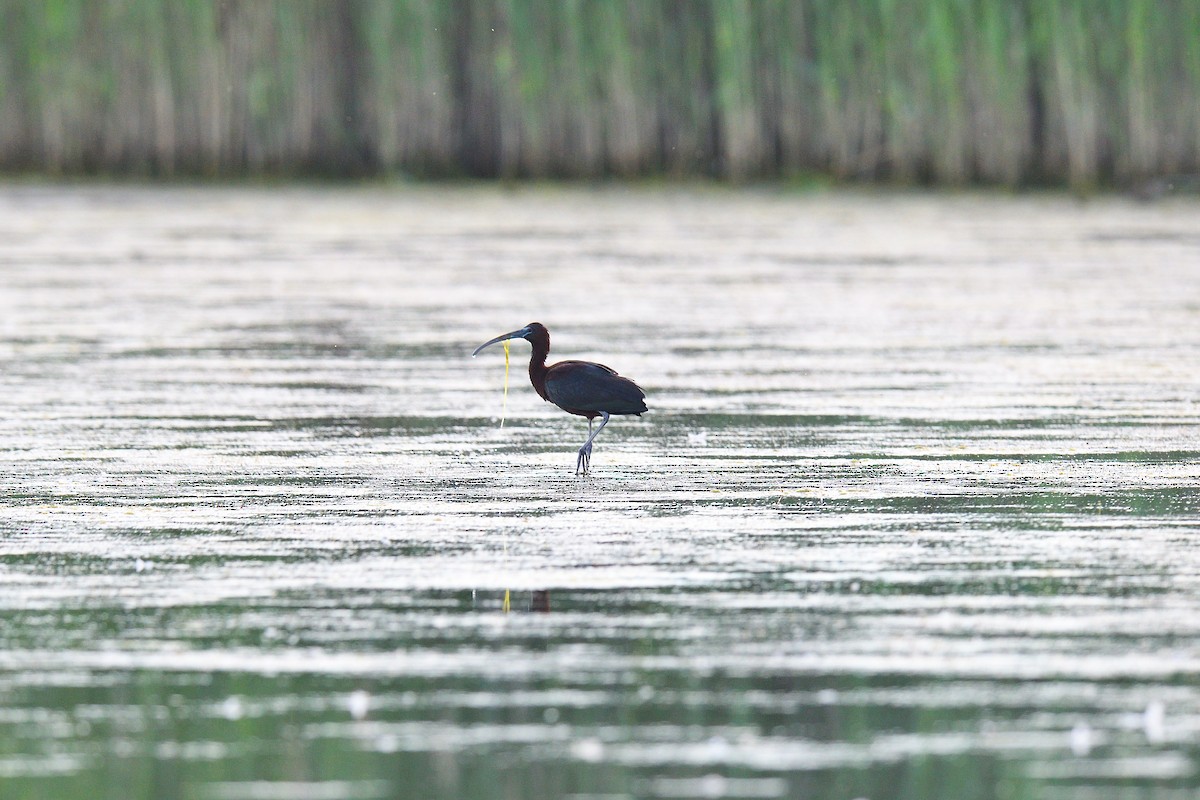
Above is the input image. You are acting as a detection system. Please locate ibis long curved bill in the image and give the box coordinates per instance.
[471,322,647,474]
[472,326,532,357]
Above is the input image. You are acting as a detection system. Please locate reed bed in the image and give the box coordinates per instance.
[0,0,1196,187]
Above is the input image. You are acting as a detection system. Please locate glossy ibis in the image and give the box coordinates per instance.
[472,322,647,474]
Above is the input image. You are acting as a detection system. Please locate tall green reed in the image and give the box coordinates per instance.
[0,0,1194,188]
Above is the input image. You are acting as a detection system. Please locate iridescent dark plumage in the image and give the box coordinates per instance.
[472,322,647,474]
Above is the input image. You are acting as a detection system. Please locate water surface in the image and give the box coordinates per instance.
[1,185,1199,799]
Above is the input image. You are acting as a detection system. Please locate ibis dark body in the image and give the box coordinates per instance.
[472,322,647,474]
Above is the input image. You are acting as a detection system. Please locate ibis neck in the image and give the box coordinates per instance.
[526,332,551,401]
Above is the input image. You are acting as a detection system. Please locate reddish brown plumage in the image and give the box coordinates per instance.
[519,323,647,419]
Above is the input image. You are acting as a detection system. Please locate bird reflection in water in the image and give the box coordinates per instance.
[529,590,551,613]
[473,590,552,613]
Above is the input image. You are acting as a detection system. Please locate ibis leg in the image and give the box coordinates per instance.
[576,412,610,475]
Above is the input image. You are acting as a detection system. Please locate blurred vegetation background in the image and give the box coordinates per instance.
[0,0,1197,189]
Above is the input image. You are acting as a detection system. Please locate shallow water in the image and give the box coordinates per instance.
[1,184,1199,799]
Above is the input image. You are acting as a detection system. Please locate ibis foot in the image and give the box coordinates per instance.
[576,443,593,475]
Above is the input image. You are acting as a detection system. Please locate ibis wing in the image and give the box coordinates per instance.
[544,361,647,415]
